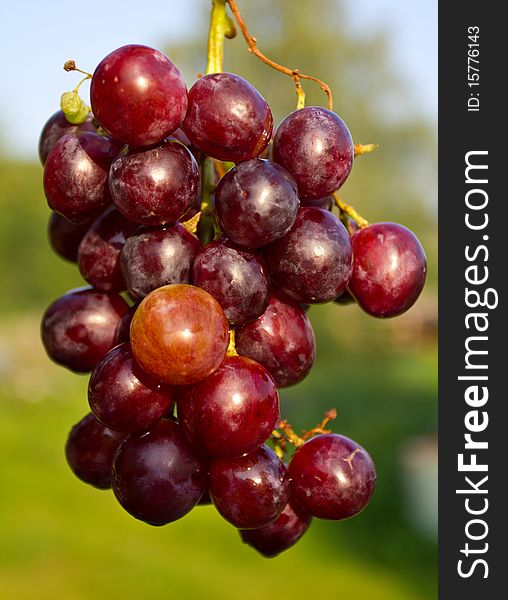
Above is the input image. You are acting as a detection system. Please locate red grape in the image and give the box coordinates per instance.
[264,207,353,303]
[240,497,312,557]
[77,207,138,292]
[112,419,207,525]
[65,412,127,489]
[182,73,272,162]
[235,291,316,387]
[289,434,376,520]
[214,158,299,248]
[209,444,290,529]
[43,131,119,224]
[349,222,427,317]
[90,45,187,146]
[191,239,269,326]
[177,355,279,458]
[273,106,354,200]
[120,224,201,300]
[109,139,200,226]
[89,343,175,433]
[47,212,90,262]
[130,284,229,385]
[38,110,96,165]
[41,287,129,372]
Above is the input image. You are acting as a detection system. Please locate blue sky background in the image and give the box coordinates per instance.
[0,0,436,159]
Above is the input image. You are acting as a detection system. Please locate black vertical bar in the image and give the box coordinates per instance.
[439,2,506,597]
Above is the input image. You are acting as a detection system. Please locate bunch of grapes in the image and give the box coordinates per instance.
[39,25,426,559]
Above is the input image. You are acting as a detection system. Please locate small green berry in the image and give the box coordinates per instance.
[60,90,90,124]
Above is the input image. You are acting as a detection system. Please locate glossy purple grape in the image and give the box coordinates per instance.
[235,291,316,387]
[91,45,187,147]
[120,224,201,300]
[264,207,353,303]
[273,107,354,200]
[112,419,207,525]
[77,207,138,292]
[240,498,312,557]
[65,412,127,489]
[214,159,299,248]
[109,139,200,226]
[182,73,272,162]
[43,131,119,224]
[38,110,96,165]
[47,212,90,262]
[192,239,269,325]
[349,222,427,318]
[89,343,175,433]
[177,355,279,458]
[41,287,129,372]
[289,434,376,520]
[209,445,290,529]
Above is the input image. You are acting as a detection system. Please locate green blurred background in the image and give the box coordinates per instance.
[0,1,437,598]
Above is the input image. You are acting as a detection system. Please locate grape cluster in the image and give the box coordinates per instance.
[39,44,426,558]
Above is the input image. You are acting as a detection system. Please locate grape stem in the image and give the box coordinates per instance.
[301,408,337,440]
[213,158,227,180]
[196,157,222,242]
[226,0,332,110]
[333,192,369,229]
[181,211,202,234]
[278,421,305,448]
[354,143,379,157]
[295,79,306,110]
[63,61,92,94]
[272,409,339,456]
[271,430,287,459]
[63,60,92,77]
[206,0,236,74]
[200,157,216,213]
[226,329,238,357]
